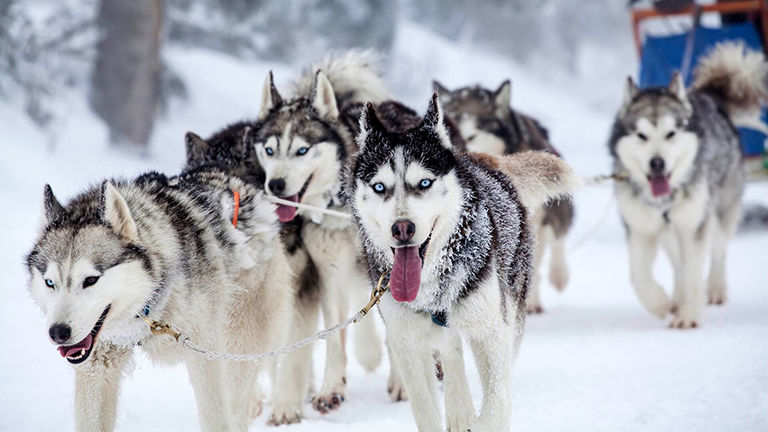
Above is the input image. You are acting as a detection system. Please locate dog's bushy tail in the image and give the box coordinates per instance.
[692,41,768,121]
[291,49,391,104]
[489,151,581,213]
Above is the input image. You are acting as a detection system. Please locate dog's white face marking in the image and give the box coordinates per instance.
[459,115,505,155]
[354,148,463,265]
[616,115,698,194]
[255,123,341,204]
[30,254,153,347]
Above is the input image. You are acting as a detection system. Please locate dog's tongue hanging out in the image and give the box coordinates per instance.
[275,194,299,222]
[58,334,93,358]
[648,175,671,197]
[391,246,421,302]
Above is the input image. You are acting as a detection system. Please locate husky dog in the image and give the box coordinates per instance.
[185,129,321,425]
[247,51,392,416]
[610,42,766,328]
[26,166,294,431]
[434,80,574,313]
[347,95,579,431]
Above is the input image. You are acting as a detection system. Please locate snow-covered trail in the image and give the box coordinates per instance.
[1,24,767,432]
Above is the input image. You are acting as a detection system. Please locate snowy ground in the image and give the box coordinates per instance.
[1,24,767,432]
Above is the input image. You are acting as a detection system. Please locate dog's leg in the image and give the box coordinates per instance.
[309,276,348,413]
[352,268,383,372]
[268,295,319,426]
[187,356,233,431]
[708,204,740,305]
[442,334,475,432]
[627,230,672,318]
[386,334,408,401]
[669,218,711,328]
[74,344,132,432]
[548,226,569,292]
[527,217,546,314]
[380,297,443,431]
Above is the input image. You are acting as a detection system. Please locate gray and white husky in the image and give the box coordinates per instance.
[610,42,766,328]
[434,80,574,313]
[26,167,294,431]
[247,50,392,417]
[347,95,579,431]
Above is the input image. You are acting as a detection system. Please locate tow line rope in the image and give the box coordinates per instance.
[142,273,390,363]
[149,173,626,362]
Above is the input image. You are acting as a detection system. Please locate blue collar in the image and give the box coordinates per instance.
[431,310,448,328]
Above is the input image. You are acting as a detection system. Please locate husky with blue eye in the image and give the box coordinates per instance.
[25,167,294,431]
[610,42,766,328]
[433,79,574,313]
[347,94,579,431]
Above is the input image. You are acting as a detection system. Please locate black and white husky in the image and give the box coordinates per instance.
[347,95,579,431]
[610,42,766,328]
[434,80,574,313]
[26,168,294,431]
[247,51,393,417]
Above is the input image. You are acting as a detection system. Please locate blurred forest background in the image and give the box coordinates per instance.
[0,0,631,151]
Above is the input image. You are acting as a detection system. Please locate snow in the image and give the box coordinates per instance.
[1,22,767,432]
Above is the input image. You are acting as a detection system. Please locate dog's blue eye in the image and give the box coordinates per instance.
[82,276,99,289]
[44,279,55,289]
[265,147,274,156]
[296,147,309,156]
[372,183,386,193]
[419,179,433,189]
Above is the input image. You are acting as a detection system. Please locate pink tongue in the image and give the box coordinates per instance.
[649,176,670,197]
[275,194,299,222]
[58,334,93,358]
[391,246,422,302]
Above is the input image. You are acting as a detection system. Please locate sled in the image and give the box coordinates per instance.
[631,0,768,180]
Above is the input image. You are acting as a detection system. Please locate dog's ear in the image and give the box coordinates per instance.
[422,92,452,149]
[357,102,385,151]
[101,181,139,241]
[668,72,689,102]
[42,184,65,226]
[258,70,282,120]
[432,80,451,100]
[621,76,639,113]
[311,70,339,120]
[494,79,511,115]
[185,132,208,164]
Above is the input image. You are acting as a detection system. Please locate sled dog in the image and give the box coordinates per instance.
[609,42,765,327]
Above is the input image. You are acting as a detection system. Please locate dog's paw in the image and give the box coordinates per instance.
[266,407,302,426]
[707,283,727,305]
[387,371,408,402]
[446,404,475,432]
[248,399,264,420]
[669,306,701,329]
[526,303,544,314]
[549,263,569,292]
[640,289,673,319]
[311,391,345,414]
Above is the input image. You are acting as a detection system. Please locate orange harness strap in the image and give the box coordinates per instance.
[231,190,240,228]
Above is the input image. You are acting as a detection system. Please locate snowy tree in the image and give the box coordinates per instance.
[90,0,164,150]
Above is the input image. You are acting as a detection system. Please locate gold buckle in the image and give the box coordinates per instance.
[356,272,390,322]
[141,316,183,342]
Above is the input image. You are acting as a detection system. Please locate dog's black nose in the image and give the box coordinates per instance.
[49,324,71,344]
[268,178,286,195]
[391,220,416,243]
[649,157,665,174]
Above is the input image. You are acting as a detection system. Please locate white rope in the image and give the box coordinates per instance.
[266,196,352,219]
[567,192,616,253]
[172,311,363,363]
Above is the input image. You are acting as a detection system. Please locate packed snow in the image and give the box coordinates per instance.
[1,22,766,432]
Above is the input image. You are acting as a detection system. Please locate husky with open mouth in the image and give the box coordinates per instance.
[247,50,395,417]
[26,167,294,431]
[610,42,766,328]
[434,79,575,313]
[347,95,579,431]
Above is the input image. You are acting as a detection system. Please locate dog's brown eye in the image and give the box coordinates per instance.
[83,276,100,288]
[637,133,648,141]
[666,131,676,139]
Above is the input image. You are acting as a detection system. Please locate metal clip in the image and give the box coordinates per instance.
[141,316,183,342]
[356,273,390,322]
